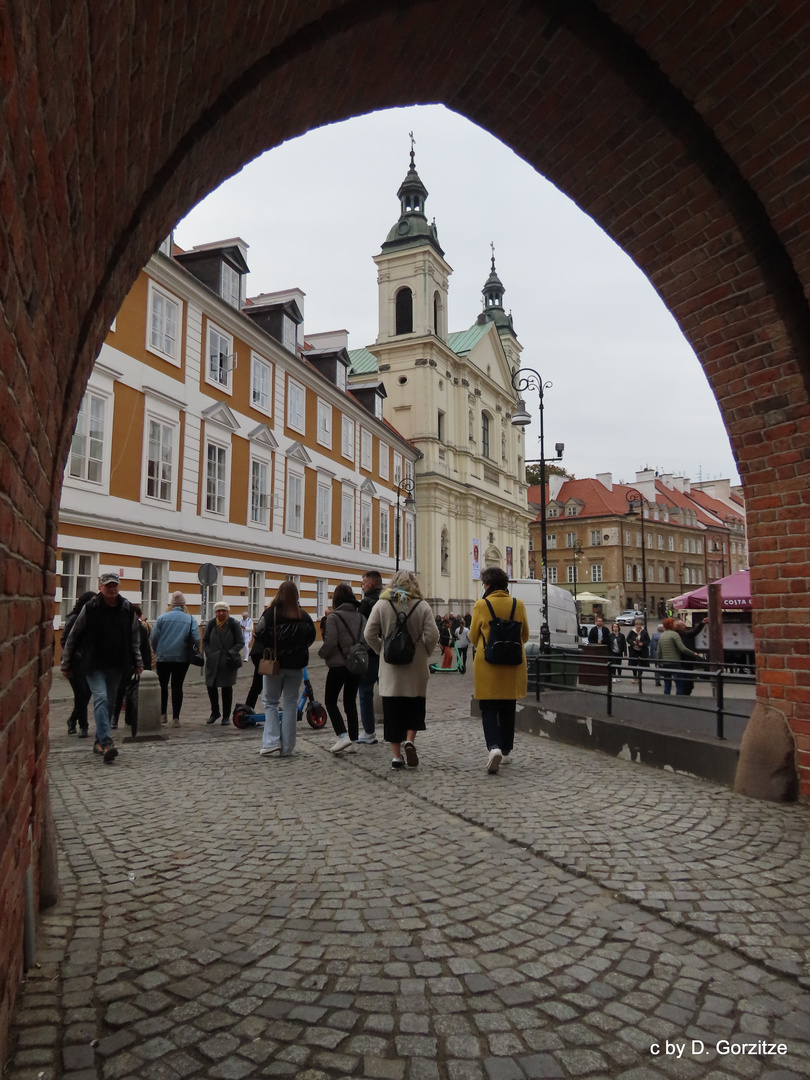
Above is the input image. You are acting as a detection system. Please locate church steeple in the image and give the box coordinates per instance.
[477,244,515,336]
[381,135,444,256]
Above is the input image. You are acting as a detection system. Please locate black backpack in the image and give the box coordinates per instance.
[482,597,523,666]
[333,612,369,676]
[383,600,419,665]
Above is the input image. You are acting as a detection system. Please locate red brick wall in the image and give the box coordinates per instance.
[2,0,810,1061]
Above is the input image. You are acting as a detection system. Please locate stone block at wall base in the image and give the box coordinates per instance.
[733,702,798,802]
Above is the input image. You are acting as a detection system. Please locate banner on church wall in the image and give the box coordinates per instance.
[472,539,481,581]
[506,546,513,579]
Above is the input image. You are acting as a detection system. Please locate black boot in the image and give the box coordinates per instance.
[67,720,77,735]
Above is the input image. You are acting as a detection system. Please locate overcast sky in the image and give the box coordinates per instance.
[174,104,740,487]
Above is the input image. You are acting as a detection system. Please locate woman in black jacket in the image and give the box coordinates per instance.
[609,621,627,680]
[253,581,316,758]
[319,584,366,755]
[626,618,650,680]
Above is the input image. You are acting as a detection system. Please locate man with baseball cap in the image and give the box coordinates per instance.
[61,571,143,763]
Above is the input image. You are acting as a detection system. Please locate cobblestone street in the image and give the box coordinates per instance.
[5,665,810,1079]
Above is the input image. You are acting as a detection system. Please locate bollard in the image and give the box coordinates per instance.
[134,669,164,739]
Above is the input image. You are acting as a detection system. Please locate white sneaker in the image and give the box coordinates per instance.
[259,746,281,756]
[329,734,352,754]
[487,748,503,774]
[357,732,378,744]
[500,755,512,764]
[160,714,168,725]
[346,741,358,754]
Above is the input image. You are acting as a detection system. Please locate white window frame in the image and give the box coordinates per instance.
[567,565,577,584]
[287,378,305,434]
[360,498,372,552]
[379,505,390,556]
[247,570,264,619]
[404,514,414,562]
[668,536,675,551]
[316,482,331,542]
[547,566,558,584]
[360,429,372,471]
[341,415,355,461]
[143,415,176,505]
[393,452,403,486]
[341,490,355,547]
[566,504,578,517]
[591,564,603,583]
[317,399,332,449]
[286,465,304,537]
[379,442,390,480]
[565,532,577,548]
[146,280,182,365]
[206,323,233,392]
[283,316,297,354]
[141,559,168,622]
[221,262,242,309]
[68,390,108,487]
[204,439,229,518]
[251,353,272,415]
[249,457,271,527]
[374,395,383,419]
[335,364,347,391]
[59,551,95,620]
[546,534,556,549]
[316,579,328,618]
[590,530,601,547]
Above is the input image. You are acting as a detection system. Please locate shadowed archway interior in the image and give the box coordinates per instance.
[2,0,809,1061]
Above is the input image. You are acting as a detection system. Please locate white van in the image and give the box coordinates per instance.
[508,579,579,648]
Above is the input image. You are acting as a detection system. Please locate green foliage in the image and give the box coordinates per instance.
[525,462,572,485]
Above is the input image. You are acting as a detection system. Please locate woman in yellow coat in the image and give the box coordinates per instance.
[469,566,530,773]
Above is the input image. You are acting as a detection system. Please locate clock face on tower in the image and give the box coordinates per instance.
[398,220,409,235]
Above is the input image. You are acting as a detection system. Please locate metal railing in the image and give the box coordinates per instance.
[529,654,755,741]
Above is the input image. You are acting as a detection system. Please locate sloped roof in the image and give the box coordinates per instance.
[447,323,491,356]
[528,476,726,529]
[348,347,379,376]
[687,487,745,525]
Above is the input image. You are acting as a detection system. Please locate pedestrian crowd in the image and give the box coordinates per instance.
[59,567,710,770]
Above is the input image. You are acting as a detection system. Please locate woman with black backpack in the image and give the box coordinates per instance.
[319,584,366,755]
[364,570,439,770]
[253,581,316,757]
[469,566,529,774]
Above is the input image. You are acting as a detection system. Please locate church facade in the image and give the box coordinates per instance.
[350,151,534,613]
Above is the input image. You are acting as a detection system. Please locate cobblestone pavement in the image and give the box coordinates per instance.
[5,666,810,1080]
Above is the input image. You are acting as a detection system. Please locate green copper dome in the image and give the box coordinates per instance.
[381,146,444,256]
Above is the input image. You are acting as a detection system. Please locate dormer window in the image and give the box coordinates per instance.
[221,262,242,309]
[374,394,383,419]
[283,315,297,354]
[335,364,347,392]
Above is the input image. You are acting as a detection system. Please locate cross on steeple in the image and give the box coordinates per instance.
[409,130,416,166]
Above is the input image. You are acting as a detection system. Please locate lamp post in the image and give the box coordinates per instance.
[625,489,648,627]
[510,368,564,653]
[572,541,584,608]
[394,476,415,572]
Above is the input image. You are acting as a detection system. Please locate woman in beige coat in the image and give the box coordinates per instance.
[364,571,439,769]
[469,566,529,773]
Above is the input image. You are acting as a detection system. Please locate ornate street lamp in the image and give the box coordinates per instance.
[625,489,648,627]
[394,476,415,572]
[511,368,564,652]
[572,540,584,608]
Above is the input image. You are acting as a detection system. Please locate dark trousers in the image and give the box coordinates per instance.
[156,661,190,719]
[358,650,379,734]
[245,656,263,710]
[325,666,360,741]
[480,699,516,755]
[207,685,233,719]
[67,675,91,731]
[458,646,469,673]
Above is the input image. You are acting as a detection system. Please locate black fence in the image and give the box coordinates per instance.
[529,652,755,741]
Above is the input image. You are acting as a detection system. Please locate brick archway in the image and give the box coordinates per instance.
[2,0,809,1057]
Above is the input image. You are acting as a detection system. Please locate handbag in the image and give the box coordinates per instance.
[258,608,280,676]
[185,616,205,667]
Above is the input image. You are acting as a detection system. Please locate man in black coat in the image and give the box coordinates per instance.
[61,572,143,762]
[588,615,612,645]
[357,570,382,743]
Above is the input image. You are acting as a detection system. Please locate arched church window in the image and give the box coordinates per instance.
[395,287,413,334]
[481,413,491,458]
[501,430,506,460]
[433,292,439,335]
[468,410,474,441]
[441,528,450,575]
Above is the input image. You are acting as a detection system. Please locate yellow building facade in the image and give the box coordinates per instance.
[56,237,418,632]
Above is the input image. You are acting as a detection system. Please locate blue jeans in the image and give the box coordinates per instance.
[85,669,123,744]
[660,661,687,695]
[262,669,302,755]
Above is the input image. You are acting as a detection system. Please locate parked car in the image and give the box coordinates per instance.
[615,609,644,626]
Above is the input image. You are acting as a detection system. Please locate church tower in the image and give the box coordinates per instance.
[373,141,452,345]
[350,145,534,611]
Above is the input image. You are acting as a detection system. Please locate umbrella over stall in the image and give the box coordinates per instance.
[670,569,751,611]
